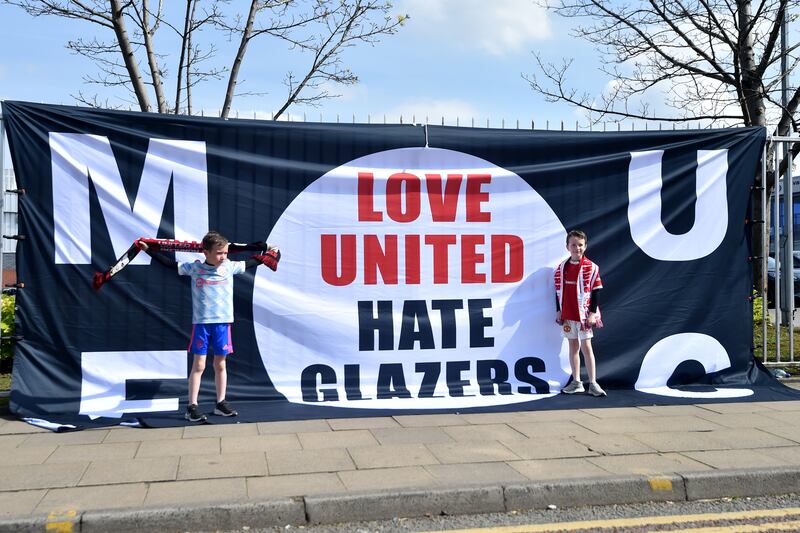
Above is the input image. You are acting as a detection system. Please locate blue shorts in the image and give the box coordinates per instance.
[188,323,233,356]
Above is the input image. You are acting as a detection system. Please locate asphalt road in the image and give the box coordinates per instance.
[231,493,800,532]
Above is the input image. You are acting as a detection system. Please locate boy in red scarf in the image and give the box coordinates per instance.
[554,229,606,396]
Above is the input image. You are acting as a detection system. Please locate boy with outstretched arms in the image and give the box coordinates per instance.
[554,229,606,397]
[138,231,279,422]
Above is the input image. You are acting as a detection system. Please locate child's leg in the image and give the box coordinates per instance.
[213,355,227,403]
[580,338,597,383]
[568,338,581,380]
[188,354,206,405]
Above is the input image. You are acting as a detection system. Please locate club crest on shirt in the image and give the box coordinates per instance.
[216,265,228,276]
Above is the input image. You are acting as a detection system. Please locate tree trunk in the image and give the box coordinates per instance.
[187,0,199,115]
[737,1,766,128]
[175,0,193,114]
[109,0,152,112]
[141,0,167,113]
[738,0,770,291]
[221,0,258,119]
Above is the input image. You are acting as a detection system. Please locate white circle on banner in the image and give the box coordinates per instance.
[253,147,570,408]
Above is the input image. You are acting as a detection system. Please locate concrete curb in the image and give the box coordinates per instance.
[504,474,686,510]
[683,466,800,500]
[305,486,505,525]
[0,515,47,533]
[79,499,306,533]
[1,466,800,532]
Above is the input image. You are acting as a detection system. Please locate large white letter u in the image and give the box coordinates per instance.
[628,150,728,261]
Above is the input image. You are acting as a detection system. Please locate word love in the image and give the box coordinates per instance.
[358,172,492,223]
[321,172,524,286]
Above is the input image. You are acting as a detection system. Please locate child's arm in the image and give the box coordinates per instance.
[554,294,562,324]
[586,289,601,325]
[136,240,178,271]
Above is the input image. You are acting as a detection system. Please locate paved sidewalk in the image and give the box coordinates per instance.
[2,395,800,532]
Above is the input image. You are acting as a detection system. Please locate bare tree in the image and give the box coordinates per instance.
[130,0,167,112]
[526,0,799,289]
[174,0,225,114]
[175,0,195,113]
[218,0,407,120]
[3,0,219,111]
[2,0,407,117]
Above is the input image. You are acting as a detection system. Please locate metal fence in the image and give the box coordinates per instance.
[765,136,799,366]
[0,117,19,277]
[2,169,18,255]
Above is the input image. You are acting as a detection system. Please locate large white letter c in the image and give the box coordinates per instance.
[634,333,752,399]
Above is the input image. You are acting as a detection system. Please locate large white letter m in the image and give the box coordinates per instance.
[49,133,209,264]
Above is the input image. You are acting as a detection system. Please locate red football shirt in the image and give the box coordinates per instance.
[560,260,581,321]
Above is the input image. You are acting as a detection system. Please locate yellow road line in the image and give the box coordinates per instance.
[653,520,800,533]
[422,507,800,533]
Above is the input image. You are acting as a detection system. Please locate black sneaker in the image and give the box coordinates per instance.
[214,400,238,417]
[185,404,207,422]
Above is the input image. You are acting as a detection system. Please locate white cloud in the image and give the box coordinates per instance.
[321,81,370,104]
[399,0,551,56]
[573,75,746,129]
[383,98,482,125]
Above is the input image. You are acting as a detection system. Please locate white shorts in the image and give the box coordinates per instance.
[561,320,593,340]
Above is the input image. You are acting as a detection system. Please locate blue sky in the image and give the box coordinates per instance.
[0,0,603,128]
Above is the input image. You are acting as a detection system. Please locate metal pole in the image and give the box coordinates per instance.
[786,139,795,362]
[781,0,790,363]
[762,142,768,363]
[775,142,782,362]
[773,142,783,363]
[0,113,5,334]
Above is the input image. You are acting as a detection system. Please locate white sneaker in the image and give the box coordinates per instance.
[588,382,607,397]
[562,380,584,394]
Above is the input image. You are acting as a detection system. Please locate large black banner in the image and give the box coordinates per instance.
[2,101,789,427]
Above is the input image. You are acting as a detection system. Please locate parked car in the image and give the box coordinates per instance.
[767,255,800,305]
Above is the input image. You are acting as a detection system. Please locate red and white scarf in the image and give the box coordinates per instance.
[554,255,603,327]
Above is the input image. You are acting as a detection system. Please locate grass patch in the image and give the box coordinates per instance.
[754,299,800,373]
[754,322,800,357]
